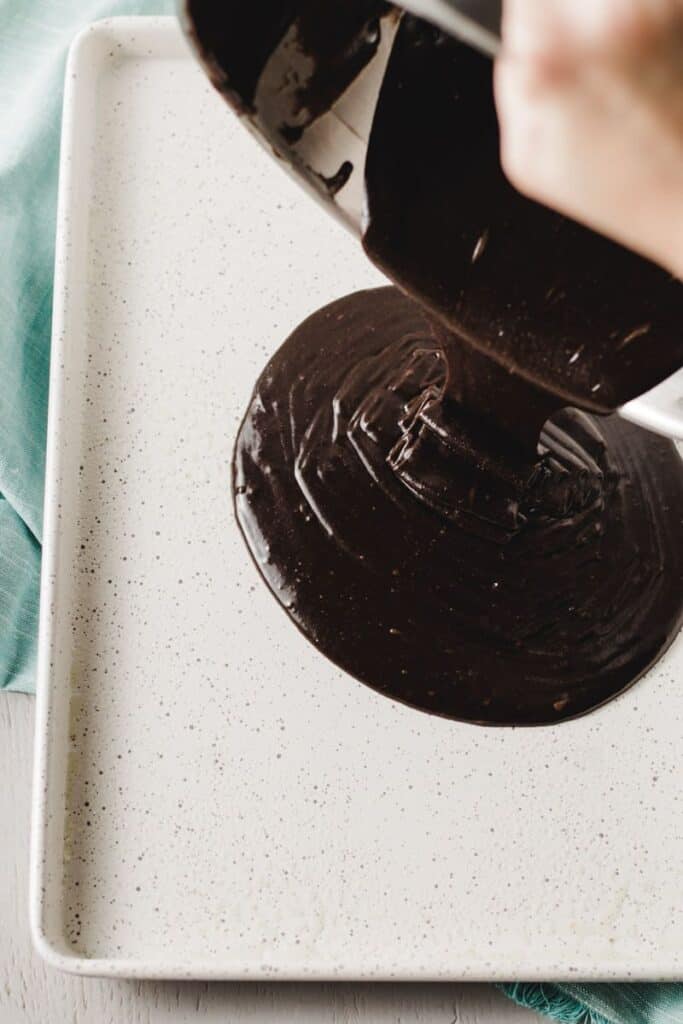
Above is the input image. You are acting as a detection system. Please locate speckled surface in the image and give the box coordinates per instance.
[31,17,683,981]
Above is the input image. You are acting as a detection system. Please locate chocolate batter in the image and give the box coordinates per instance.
[363,16,683,411]
[234,287,683,725]
[184,1,683,724]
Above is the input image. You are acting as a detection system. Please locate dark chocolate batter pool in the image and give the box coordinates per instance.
[234,287,683,726]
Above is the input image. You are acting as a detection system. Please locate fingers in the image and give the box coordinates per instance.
[502,0,683,60]
[495,0,683,275]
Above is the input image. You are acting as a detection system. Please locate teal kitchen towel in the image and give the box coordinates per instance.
[1,4,682,1023]
[501,984,683,1024]
[0,0,173,691]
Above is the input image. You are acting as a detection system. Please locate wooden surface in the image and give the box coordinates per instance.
[0,696,537,1023]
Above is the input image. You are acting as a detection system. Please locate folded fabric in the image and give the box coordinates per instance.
[0,0,173,692]
[1,4,681,1022]
[501,983,683,1024]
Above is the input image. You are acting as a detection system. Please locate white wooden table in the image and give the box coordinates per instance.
[0,696,536,1024]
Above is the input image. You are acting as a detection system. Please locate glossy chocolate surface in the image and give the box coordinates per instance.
[363,16,683,410]
[235,288,683,725]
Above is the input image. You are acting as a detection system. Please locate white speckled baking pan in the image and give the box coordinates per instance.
[30,17,683,980]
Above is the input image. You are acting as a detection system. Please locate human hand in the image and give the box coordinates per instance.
[495,0,683,278]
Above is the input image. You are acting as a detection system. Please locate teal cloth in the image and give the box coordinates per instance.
[1,3,681,1021]
[500,984,683,1024]
[0,0,173,691]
